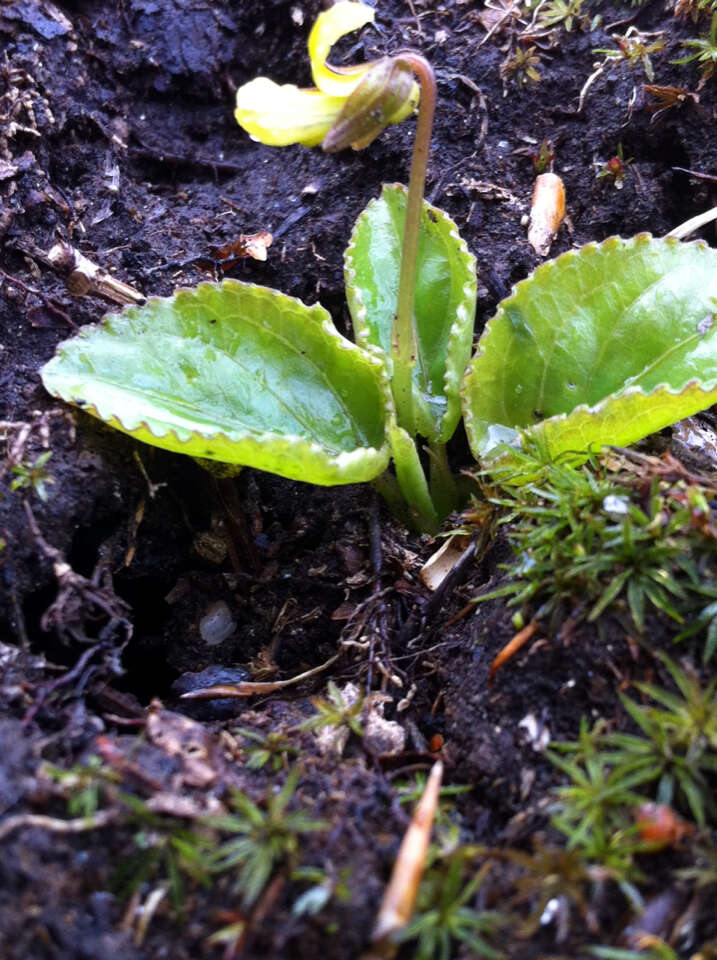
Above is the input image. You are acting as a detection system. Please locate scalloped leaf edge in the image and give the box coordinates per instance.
[462,233,717,461]
[41,279,394,486]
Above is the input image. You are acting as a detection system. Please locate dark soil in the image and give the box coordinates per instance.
[1,1,716,958]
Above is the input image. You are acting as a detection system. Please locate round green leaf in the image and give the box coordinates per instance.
[41,280,392,485]
[345,182,477,443]
[461,234,717,461]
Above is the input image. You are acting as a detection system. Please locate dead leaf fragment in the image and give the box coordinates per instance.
[419,534,471,591]
[146,699,220,787]
[213,230,273,266]
[528,172,566,256]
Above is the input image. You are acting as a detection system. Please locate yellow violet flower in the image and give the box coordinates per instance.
[234,1,419,150]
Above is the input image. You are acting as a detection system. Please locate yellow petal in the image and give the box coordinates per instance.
[235,77,345,147]
[308,1,375,97]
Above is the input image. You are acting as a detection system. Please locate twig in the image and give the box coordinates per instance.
[220,195,250,214]
[405,0,423,37]
[577,63,607,113]
[0,808,120,841]
[129,134,244,174]
[22,643,101,727]
[604,5,650,31]
[0,267,73,325]
[272,204,312,241]
[47,242,144,305]
[396,515,496,647]
[667,205,717,239]
[23,502,133,645]
[478,8,515,48]
[369,494,383,577]
[180,652,340,699]
[672,167,717,183]
[215,477,259,575]
[243,873,286,957]
[489,619,540,681]
[133,886,168,946]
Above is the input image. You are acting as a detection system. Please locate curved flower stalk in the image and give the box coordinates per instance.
[42,4,476,535]
[233,2,474,531]
[235,1,419,149]
[41,5,717,540]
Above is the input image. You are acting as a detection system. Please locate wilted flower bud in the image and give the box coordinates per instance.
[322,57,419,153]
[234,2,418,151]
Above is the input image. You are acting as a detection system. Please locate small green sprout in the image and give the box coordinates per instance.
[500,44,542,90]
[396,773,471,810]
[40,756,331,917]
[593,28,666,81]
[642,83,700,125]
[595,143,632,189]
[237,727,300,771]
[673,0,717,22]
[398,856,508,960]
[299,680,364,737]
[207,767,327,907]
[547,655,717,916]
[43,756,118,818]
[291,864,352,918]
[534,0,588,32]
[396,772,471,840]
[115,792,214,910]
[10,450,54,501]
[673,13,717,86]
[42,758,213,911]
[531,137,555,174]
[548,718,654,845]
[604,655,717,825]
[547,720,652,907]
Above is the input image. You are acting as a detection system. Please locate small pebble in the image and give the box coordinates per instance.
[199,601,236,646]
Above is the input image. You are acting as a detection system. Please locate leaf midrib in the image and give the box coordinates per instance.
[83,299,375,453]
[186,295,369,448]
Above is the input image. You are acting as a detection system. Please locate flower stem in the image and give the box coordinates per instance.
[391,52,437,437]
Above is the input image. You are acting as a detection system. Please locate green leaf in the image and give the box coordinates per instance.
[461,235,717,461]
[41,280,392,485]
[345,182,477,443]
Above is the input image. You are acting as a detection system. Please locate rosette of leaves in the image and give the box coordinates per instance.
[41,0,477,533]
[461,235,717,464]
[40,193,475,531]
